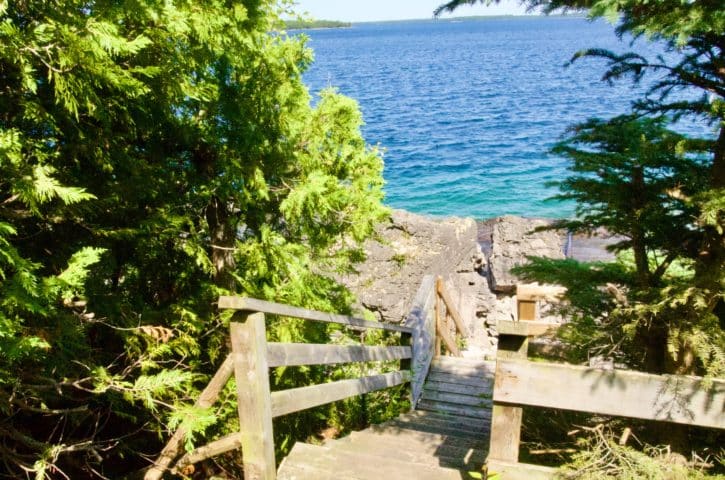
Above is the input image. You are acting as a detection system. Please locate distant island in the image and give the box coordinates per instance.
[285,19,352,30]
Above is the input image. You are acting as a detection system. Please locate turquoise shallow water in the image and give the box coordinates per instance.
[300,17,703,219]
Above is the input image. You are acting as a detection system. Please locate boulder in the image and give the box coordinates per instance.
[341,210,482,324]
[487,216,564,292]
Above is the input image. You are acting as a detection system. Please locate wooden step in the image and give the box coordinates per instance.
[427,371,494,387]
[348,426,485,451]
[398,411,489,435]
[279,442,471,480]
[367,422,488,449]
[335,430,486,470]
[429,363,495,378]
[399,411,490,432]
[278,464,359,480]
[424,379,493,397]
[421,389,493,408]
[432,356,495,370]
[431,359,495,374]
[375,418,488,440]
[417,399,493,419]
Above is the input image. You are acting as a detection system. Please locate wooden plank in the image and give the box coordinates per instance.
[219,296,412,333]
[494,360,725,429]
[436,316,460,357]
[416,399,492,419]
[145,354,234,480]
[424,380,492,397]
[497,320,559,337]
[271,370,411,417]
[436,276,470,337]
[173,433,242,473]
[421,389,492,407]
[487,460,555,480]
[266,343,411,367]
[406,275,436,407]
[230,314,276,480]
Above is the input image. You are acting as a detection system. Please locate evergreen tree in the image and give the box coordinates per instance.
[436,0,724,452]
[549,116,710,290]
[541,116,720,376]
[434,0,724,378]
[0,0,387,477]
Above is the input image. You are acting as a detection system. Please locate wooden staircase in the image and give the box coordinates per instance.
[149,289,725,480]
[278,356,494,480]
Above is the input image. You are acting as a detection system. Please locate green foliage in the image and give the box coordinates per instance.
[515,115,722,380]
[0,0,388,477]
[549,116,710,286]
[442,0,725,463]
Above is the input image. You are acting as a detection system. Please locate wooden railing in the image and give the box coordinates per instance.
[487,317,725,479]
[146,273,470,480]
[434,276,470,357]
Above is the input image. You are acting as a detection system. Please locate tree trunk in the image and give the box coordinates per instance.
[631,166,651,287]
[206,196,237,291]
[711,124,725,188]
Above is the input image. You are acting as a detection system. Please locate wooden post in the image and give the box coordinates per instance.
[407,275,435,409]
[488,332,528,464]
[230,313,276,480]
[517,300,537,321]
[400,331,412,379]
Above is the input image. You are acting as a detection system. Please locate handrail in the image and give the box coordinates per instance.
[487,318,725,478]
[145,354,235,480]
[147,293,425,480]
[149,277,467,480]
[433,276,470,357]
[218,296,413,333]
[436,277,470,337]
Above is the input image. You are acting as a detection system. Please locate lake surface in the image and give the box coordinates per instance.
[299,16,697,219]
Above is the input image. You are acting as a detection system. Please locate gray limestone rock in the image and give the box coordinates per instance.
[341,210,481,324]
[487,215,564,293]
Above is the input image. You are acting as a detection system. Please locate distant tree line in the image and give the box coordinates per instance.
[285,19,352,30]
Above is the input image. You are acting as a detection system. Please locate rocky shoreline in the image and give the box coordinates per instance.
[341,210,618,358]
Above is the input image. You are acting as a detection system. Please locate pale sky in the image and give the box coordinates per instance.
[291,0,531,23]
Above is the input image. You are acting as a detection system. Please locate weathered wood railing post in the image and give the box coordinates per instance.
[407,275,436,408]
[488,325,528,464]
[489,284,561,471]
[230,312,276,480]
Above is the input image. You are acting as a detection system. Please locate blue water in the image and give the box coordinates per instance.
[300,17,702,219]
